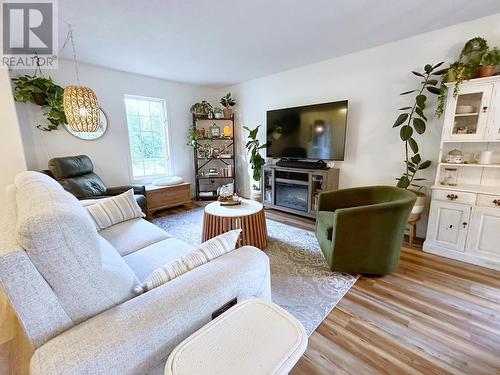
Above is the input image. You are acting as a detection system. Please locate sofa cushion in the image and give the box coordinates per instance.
[124,238,194,282]
[98,236,140,297]
[135,230,241,292]
[14,171,138,323]
[86,189,145,231]
[100,218,170,256]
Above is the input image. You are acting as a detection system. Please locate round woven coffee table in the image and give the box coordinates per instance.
[202,199,268,249]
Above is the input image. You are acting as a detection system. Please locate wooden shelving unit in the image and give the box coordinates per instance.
[192,114,236,200]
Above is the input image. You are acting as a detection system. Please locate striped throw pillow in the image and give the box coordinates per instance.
[135,229,241,293]
[86,189,145,231]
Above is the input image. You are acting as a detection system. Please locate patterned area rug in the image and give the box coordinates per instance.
[152,207,358,335]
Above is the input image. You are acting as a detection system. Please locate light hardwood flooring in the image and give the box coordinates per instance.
[264,208,500,375]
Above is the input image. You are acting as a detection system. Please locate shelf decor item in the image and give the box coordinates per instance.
[62,24,100,132]
[213,107,223,119]
[441,167,458,186]
[445,149,464,164]
[11,63,67,131]
[209,124,221,138]
[220,92,236,118]
[223,125,233,137]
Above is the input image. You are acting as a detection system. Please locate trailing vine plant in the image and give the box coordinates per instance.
[394,62,447,189]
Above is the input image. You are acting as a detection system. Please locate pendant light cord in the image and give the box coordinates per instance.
[60,22,80,85]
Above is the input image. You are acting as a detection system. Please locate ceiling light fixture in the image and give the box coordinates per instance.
[62,24,100,132]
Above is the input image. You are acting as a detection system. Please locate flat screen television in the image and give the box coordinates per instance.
[266,100,348,161]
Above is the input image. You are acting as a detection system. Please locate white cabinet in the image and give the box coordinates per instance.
[424,76,500,271]
[467,207,500,256]
[427,200,470,252]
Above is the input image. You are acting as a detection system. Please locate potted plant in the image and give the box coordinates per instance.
[243,125,267,201]
[393,62,446,213]
[11,74,67,131]
[220,93,236,118]
[479,47,500,77]
[213,107,223,119]
[459,37,488,73]
[187,127,201,148]
[190,101,213,117]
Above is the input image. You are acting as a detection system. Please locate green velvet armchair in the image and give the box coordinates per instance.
[315,186,416,275]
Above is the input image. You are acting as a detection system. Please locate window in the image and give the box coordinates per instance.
[124,95,171,181]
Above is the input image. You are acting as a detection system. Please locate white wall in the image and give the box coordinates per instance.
[0,68,27,210]
[12,59,217,187]
[220,13,500,236]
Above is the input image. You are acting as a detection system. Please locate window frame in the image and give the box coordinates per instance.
[123,94,172,184]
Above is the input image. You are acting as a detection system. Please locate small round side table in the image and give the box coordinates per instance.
[202,199,268,249]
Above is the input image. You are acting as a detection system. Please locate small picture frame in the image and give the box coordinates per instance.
[209,124,220,138]
[212,148,220,157]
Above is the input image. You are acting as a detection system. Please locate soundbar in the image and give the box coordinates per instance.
[275,159,328,170]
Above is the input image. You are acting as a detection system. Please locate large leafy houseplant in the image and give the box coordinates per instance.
[243,125,267,188]
[394,62,446,189]
[11,75,66,131]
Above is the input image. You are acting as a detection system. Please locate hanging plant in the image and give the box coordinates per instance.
[11,75,66,131]
[393,62,446,189]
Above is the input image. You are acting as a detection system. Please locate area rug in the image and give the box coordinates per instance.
[152,207,358,335]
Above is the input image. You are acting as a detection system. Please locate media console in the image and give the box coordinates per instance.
[262,164,339,218]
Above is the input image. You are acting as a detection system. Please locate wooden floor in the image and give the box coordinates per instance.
[265,209,500,375]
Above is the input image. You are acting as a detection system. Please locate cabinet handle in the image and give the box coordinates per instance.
[483,106,488,113]
[446,194,458,201]
[493,199,500,206]
[463,222,468,228]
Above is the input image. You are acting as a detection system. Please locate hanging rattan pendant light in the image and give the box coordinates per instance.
[62,24,100,132]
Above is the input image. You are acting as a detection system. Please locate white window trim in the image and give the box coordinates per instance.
[123,95,172,184]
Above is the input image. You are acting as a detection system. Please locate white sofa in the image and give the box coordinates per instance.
[0,172,271,374]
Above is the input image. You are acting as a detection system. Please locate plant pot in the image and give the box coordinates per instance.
[223,108,232,119]
[479,65,496,78]
[411,193,426,215]
[31,92,48,106]
[214,112,223,119]
[446,69,456,83]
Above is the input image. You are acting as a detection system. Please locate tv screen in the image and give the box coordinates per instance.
[266,100,348,161]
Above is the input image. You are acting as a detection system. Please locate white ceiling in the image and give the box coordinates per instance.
[58,0,500,87]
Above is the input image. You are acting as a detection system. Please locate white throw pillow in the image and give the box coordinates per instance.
[135,229,241,293]
[86,189,145,231]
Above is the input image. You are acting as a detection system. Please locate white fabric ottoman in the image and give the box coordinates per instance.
[164,299,308,375]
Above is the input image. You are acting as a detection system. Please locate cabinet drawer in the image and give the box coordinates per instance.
[477,194,500,208]
[432,190,476,205]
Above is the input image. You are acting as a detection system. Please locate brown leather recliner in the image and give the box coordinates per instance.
[42,155,147,214]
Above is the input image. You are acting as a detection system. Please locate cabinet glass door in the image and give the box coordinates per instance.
[444,84,492,140]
